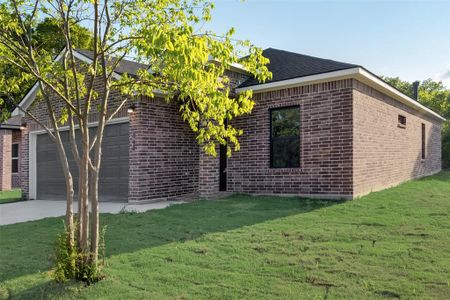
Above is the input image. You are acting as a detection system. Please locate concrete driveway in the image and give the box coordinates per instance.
[0,200,183,226]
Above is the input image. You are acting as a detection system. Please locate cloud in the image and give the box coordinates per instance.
[441,70,450,80]
[442,78,450,89]
[436,70,450,88]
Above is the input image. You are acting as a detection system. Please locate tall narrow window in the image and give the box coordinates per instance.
[270,106,300,168]
[11,143,19,173]
[421,123,426,160]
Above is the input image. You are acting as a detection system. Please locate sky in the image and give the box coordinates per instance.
[204,0,450,87]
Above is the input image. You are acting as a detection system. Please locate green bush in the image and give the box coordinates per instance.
[52,224,106,285]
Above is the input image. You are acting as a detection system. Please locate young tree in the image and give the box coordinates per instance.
[0,0,271,282]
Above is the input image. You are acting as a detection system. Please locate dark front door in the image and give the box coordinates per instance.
[219,144,227,191]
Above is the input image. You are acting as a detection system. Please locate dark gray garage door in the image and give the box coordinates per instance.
[36,122,129,202]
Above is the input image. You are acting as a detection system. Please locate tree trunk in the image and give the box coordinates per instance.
[65,172,75,247]
[55,144,75,247]
[52,135,75,248]
[77,172,83,246]
[79,124,90,253]
[90,169,100,264]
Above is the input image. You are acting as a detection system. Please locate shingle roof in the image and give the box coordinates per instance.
[239,48,359,88]
[76,49,149,76]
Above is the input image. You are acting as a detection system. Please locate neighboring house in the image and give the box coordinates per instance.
[0,48,445,201]
[0,116,23,191]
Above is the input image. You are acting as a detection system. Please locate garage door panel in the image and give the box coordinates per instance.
[36,122,129,202]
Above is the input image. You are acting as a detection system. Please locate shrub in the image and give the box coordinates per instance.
[52,223,107,285]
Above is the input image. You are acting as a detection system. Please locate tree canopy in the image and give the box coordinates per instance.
[382,76,450,119]
[0,0,271,155]
[0,16,93,113]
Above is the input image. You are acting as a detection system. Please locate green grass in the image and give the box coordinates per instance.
[1,172,450,299]
[0,189,22,204]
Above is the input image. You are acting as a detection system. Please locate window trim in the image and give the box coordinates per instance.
[11,143,19,174]
[269,105,301,169]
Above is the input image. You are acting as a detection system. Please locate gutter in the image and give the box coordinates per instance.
[0,124,21,130]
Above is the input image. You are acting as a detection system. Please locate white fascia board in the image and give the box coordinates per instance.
[12,49,125,116]
[207,57,249,74]
[228,62,248,74]
[12,49,68,116]
[236,67,446,122]
[0,124,21,130]
[235,68,360,93]
[11,83,39,116]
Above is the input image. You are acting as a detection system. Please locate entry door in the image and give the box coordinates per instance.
[219,144,227,191]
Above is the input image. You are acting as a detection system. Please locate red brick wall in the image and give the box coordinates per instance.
[352,80,442,197]
[128,97,200,202]
[0,130,12,191]
[224,79,355,199]
[20,127,30,199]
[14,70,444,201]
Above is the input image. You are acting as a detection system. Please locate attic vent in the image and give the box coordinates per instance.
[398,115,406,128]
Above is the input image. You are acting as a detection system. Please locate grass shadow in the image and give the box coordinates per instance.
[0,280,71,300]
[0,195,343,284]
[416,169,450,183]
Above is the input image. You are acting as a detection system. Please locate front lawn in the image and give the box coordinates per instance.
[1,172,449,299]
[0,189,22,204]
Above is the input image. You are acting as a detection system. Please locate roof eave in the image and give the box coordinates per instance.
[11,49,141,116]
[235,67,446,122]
[0,124,21,130]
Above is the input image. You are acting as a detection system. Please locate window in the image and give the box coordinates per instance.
[421,123,426,159]
[270,106,300,168]
[398,115,406,128]
[11,143,19,173]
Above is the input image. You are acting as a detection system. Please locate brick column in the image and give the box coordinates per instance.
[20,127,30,199]
[198,147,220,198]
[0,129,12,191]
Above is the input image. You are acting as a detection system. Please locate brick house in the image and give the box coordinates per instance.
[0,48,445,201]
[0,116,23,191]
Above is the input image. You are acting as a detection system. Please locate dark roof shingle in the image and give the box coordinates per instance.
[239,48,359,87]
[76,49,149,76]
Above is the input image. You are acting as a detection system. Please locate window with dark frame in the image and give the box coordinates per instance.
[398,115,406,127]
[421,123,426,160]
[270,106,300,168]
[11,143,19,173]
